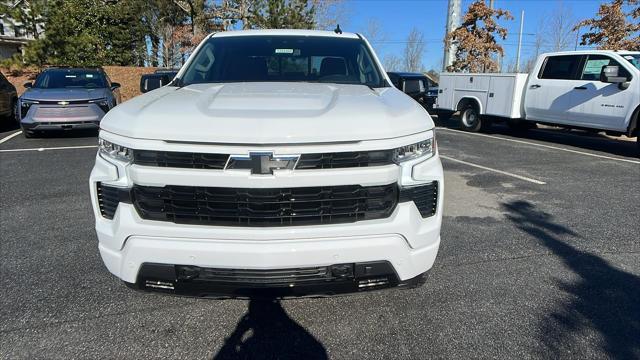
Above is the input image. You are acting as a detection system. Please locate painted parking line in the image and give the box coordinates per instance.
[0,131,22,144]
[436,127,640,165]
[440,155,547,185]
[0,145,97,153]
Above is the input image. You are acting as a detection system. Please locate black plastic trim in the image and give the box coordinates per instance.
[399,181,438,218]
[129,261,426,298]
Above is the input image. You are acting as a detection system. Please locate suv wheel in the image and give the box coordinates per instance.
[12,98,19,127]
[459,105,488,132]
[22,127,35,138]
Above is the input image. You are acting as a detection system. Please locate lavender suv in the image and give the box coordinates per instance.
[18,68,121,138]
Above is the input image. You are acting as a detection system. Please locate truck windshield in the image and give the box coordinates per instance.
[623,54,640,70]
[179,36,386,87]
[34,70,107,89]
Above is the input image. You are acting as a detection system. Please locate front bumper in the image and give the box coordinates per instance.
[90,131,444,297]
[129,261,428,298]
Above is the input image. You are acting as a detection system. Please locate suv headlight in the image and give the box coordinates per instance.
[99,138,133,163]
[393,137,435,163]
[20,99,39,118]
[89,98,111,113]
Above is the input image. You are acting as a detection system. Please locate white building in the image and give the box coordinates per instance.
[0,1,42,60]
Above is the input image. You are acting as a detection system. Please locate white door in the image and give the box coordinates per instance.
[571,54,635,131]
[524,55,583,123]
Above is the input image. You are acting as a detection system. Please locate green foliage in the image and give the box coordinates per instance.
[15,0,322,67]
[22,0,148,67]
[251,0,315,29]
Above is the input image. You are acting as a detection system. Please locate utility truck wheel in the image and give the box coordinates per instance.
[459,105,488,132]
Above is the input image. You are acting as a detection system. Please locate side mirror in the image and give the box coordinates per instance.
[600,66,627,84]
[139,74,171,93]
[23,82,32,88]
[110,82,121,90]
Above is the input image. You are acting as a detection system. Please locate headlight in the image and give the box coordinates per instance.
[99,138,133,163]
[20,99,39,118]
[393,137,435,163]
[89,98,111,113]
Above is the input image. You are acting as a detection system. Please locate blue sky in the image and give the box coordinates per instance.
[345,0,609,71]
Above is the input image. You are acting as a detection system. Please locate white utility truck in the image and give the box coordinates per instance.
[436,50,640,152]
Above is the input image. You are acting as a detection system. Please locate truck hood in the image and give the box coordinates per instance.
[21,88,110,102]
[101,82,433,144]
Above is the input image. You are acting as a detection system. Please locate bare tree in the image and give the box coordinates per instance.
[383,54,403,71]
[312,0,349,30]
[522,18,546,72]
[544,1,577,52]
[403,27,426,72]
[362,18,386,44]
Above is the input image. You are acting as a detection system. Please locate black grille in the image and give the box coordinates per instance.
[177,265,336,286]
[399,181,438,218]
[97,182,120,219]
[133,150,228,169]
[131,184,398,227]
[295,150,395,169]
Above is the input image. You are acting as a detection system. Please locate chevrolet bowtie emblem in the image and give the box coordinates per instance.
[58,101,69,106]
[227,152,299,175]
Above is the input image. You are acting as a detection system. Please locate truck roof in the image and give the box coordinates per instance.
[210,29,360,39]
[540,50,640,57]
[387,72,427,78]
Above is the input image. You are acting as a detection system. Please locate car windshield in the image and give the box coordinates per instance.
[180,35,386,87]
[34,70,107,89]
[623,54,640,70]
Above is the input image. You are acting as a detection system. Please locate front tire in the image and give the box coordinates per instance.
[459,105,488,132]
[12,98,19,127]
[22,127,35,138]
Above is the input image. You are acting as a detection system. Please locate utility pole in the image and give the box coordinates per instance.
[489,0,495,9]
[442,0,461,72]
[515,10,524,73]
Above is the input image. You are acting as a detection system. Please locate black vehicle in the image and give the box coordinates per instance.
[140,69,179,93]
[0,72,18,127]
[387,72,438,113]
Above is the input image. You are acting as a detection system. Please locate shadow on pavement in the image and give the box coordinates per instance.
[502,200,640,358]
[213,299,327,360]
[435,117,638,158]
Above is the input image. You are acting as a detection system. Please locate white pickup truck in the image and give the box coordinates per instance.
[90,30,443,298]
[436,50,640,152]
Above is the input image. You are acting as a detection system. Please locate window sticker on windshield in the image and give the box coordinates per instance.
[86,74,94,78]
[275,48,294,54]
[624,56,634,60]
[65,75,77,78]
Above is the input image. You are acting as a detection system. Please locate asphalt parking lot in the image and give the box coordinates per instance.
[0,119,638,359]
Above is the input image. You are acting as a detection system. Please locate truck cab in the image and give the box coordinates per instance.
[524,50,639,135]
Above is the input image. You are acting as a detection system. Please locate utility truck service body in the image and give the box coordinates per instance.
[436,50,640,150]
[90,30,443,298]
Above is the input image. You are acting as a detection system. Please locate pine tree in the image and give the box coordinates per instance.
[251,0,315,29]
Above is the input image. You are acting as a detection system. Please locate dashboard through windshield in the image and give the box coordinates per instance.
[180,36,386,87]
[623,54,640,70]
